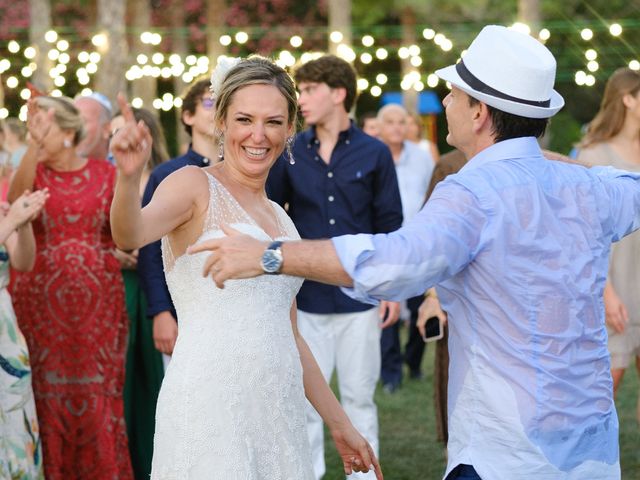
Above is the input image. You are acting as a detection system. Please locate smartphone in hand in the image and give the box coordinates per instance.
[422,316,444,343]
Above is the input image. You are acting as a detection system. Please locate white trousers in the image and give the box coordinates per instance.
[162,353,171,371]
[297,308,381,480]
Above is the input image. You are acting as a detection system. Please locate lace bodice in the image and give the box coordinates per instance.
[152,170,312,479]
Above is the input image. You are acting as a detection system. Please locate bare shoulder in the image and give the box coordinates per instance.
[157,165,210,196]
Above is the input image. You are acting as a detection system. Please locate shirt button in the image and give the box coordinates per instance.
[328,195,334,202]
[345,139,350,145]
[314,156,319,161]
[327,172,333,178]
[329,219,336,225]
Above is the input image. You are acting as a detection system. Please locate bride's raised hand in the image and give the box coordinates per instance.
[111,93,152,177]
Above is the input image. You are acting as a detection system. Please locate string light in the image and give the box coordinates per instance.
[361,35,374,47]
[357,78,369,91]
[360,52,373,64]
[91,33,107,48]
[0,20,636,118]
[44,30,58,43]
[581,28,593,41]
[510,23,531,35]
[539,29,551,41]
[375,48,388,60]
[330,31,343,43]
[235,31,249,44]
[609,24,622,36]
[422,29,435,40]
[24,47,36,59]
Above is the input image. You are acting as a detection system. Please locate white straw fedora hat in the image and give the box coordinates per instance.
[436,25,564,119]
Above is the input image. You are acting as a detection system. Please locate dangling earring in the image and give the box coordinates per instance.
[63,138,72,148]
[286,136,295,165]
[217,134,224,160]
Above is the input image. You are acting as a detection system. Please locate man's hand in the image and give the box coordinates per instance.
[187,224,268,288]
[417,294,447,341]
[153,311,178,355]
[604,282,628,334]
[379,301,400,329]
[330,423,383,479]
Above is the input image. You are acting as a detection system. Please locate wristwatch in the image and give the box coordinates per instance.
[261,241,283,274]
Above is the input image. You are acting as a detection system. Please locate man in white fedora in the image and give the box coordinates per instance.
[190,25,633,479]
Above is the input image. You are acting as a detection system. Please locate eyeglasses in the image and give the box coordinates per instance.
[200,97,216,110]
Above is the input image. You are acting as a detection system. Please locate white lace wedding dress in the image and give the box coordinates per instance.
[151,170,314,479]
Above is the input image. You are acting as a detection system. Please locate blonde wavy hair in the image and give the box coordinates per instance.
[580,68,640,148]
[34,96,86,145]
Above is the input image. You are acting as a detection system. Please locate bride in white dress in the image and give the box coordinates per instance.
[110,57,382,480]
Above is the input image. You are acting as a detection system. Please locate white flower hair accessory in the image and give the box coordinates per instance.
[210,56,242,100]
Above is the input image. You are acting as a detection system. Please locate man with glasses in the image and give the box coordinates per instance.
[138,78,218,367]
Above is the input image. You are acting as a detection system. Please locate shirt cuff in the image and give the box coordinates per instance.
[332,234,380,306]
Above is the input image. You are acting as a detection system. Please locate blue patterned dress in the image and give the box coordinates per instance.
[0,247,43,479]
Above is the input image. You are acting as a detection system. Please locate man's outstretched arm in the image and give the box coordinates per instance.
[187,224,353,289]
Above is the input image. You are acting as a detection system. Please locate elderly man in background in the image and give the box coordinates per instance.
[376,103,434,393]
[74,92,112,161]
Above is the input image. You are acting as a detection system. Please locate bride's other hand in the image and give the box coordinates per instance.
[331,424,383,479]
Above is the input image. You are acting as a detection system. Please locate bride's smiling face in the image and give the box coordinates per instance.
[220,83,293,179]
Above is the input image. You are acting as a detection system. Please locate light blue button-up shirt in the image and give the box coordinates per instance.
[333,137,640,479]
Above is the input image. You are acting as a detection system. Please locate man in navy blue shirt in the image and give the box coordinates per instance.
[267,55,402,479]
[138,78,218,366]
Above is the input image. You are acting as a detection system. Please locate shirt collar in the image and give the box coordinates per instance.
[185,144,211,166]
[306,120,357,148]
[461,137,543,173]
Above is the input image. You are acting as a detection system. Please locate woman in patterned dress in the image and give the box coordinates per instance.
[0,189,48,479]
[7,96,132,479]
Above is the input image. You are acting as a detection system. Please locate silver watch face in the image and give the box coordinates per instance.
[261,248,283,273]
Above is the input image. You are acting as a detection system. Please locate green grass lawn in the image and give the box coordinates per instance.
[322,330,640,479]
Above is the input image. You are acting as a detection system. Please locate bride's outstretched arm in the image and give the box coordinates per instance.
[290,303,383,480]
[110,94,201,251]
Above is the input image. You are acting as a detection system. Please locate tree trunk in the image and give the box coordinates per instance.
[400,6,418,112]
[96,0,127,107]
[29,0,53,92]
[206,0,227,63]
[129,0,157,109]
[328,0,351,55]
[169,0,189,153]
[518,0,541,35]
